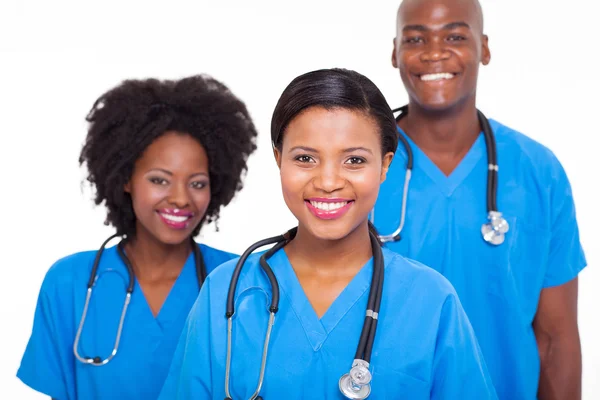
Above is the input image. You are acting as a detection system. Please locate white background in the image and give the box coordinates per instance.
[1,0,598,398]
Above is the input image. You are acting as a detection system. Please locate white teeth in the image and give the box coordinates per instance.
[420,73,454,81]
[310,201,348,211]
[160,213,189,222]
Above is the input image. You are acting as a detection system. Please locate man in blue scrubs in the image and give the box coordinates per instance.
[371,0,587,399]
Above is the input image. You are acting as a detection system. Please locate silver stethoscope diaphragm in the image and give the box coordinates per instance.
[339,360,372,400]
[481,211,509,245]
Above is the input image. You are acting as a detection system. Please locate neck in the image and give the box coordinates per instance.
[399,98,481,173]
[285,221,373,277]
[124,229,192,282]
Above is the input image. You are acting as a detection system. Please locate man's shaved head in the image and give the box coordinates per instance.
[391,0,490,112]
[397,0,484,35]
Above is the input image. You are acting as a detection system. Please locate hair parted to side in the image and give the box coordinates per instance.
[79,74,258,237]
[270,68,398,155]
[270,68,398,241]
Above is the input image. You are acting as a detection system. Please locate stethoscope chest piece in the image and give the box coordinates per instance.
[481,211,509,245]
[339,359,372,399]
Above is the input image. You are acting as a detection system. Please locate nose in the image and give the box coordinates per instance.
[313,162,346,193]
[420,39,451,62]
[167,182,191,208]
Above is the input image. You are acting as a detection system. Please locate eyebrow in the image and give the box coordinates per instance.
[288,146,373,155]
[289,146,318,153]
[402,21,471,32]
[148,168,208,178]
[344,146,373,155]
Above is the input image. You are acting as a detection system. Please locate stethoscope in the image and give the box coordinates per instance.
[371,105,509,246]
[72,233,206,366]
[224,227,384,400]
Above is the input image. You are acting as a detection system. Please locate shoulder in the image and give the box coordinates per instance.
[42,249,100,291]
[203,250,265,292]
[490,119,568,181]
[196,242,238,272]
[382,248,458,300]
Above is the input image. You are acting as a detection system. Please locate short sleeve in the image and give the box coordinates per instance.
[430,294,498,399]
[543,159,587,288]
[158,279,213,399]
[17,276,74,400]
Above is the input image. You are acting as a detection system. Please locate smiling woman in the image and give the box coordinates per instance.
[157,68,498,400]
[275,107,393,243]
[16,75,258,400]
[123,131,212,247]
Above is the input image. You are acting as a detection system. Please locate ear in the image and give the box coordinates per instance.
[481,35,491,65]
[124,181,131,193]
[380,152,395,183]
[273,146,282,169]
[391,37,399,68]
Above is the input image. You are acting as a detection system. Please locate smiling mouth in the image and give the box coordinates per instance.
[419,72,457,82]
[160,213,191,223]
[308,200,351,211]
[305,199,354,220]
[157,209,195,230]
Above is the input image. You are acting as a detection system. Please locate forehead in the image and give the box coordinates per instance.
[397,0,482,31]
[283,107,380,150]
[138,131,207,166]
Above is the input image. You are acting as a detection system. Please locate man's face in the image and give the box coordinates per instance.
[392,0,490,111]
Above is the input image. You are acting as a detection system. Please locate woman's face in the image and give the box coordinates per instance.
[275,107,394,241]
[125,131,211,245]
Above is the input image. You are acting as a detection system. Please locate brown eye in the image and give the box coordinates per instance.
[149,177,168,185]
[295,155,315,163]
[448,35,466,42]
[191,181,208,189]
[345,157,366,165]
[403,36,424,44]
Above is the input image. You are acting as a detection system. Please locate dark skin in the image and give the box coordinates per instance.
[123,131,211,316]
[393,0,489,176]
[285,225,372,318]
[274,108,393,317]
[393,1,582,398]
[533,278,581,400]
[50,133,209,400]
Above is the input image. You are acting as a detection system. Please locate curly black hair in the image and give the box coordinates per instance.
[79,75,258,237]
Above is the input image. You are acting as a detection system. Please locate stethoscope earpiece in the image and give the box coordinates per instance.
[481,211,509,246]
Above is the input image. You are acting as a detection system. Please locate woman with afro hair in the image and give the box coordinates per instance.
[17,74,258,400]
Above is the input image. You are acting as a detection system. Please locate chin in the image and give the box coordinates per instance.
[304,220,356,242]
[411,94,457,111]
[411,89,474,114]
[154,230,193,246]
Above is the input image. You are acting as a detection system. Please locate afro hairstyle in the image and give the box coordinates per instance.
[79,74,258,237]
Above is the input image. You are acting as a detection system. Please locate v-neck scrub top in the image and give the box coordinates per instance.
[158,247,498,399]
[371,121,587,399]
[17,243,237,400]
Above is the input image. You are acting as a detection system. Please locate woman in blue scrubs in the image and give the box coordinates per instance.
[17,75,258,399]
[158,68,497,399]
[372,1,588,399]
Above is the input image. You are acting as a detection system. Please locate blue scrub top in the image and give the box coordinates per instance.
[17,242,237,400]
[158,247,498,399]
[371,120,587,399]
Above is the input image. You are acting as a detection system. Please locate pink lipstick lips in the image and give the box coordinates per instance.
[157,208,194,230]
[305,198,354,220]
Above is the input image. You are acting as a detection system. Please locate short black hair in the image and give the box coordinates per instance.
[270,68,398,156]
[79,74,258,237]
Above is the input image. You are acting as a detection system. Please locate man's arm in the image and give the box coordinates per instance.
[533,277,581,400]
